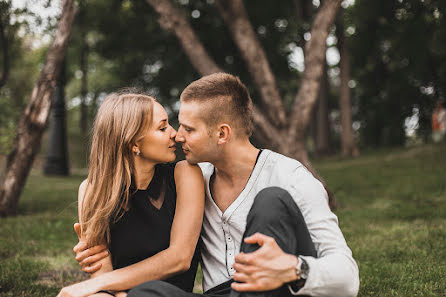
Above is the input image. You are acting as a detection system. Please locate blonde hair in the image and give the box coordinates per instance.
[80,92,155,246]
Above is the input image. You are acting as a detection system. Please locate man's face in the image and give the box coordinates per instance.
[176,101,219,164]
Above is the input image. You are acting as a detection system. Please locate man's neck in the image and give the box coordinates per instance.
[212,140,260,186]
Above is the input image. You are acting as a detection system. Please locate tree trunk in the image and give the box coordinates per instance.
[288,0,342,148]
[79,1,88,133]
[313,62,333,155]
[0,0,77,216]
[145,0,221,76]
[43,60,69,176]
[216,0,287,126]
[145,0,342,208]
[337,14,359,157]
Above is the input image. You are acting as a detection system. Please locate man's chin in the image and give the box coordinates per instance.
[184,155,199,165]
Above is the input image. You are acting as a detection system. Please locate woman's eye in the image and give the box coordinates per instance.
[160,127,167,131]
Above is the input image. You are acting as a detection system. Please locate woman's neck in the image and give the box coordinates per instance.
[133,160,156,189]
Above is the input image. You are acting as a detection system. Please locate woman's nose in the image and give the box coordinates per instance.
[170,125,177,138]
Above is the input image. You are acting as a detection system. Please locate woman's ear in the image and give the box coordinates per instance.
[132,145,141,156]
[217,124,231,145]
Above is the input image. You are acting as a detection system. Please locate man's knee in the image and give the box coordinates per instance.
[249,187,300,221]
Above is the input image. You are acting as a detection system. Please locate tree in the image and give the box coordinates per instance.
[146,0,340,163]
[0,0,77,216]
[145,0,342,209]
[337,10,359,157]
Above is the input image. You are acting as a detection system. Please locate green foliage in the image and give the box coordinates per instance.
[347,0,446,146]
[0,2,46,154]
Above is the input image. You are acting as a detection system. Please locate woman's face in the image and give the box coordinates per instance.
[135,102,177,164]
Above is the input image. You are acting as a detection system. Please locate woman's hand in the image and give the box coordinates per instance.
[57,281,98,297]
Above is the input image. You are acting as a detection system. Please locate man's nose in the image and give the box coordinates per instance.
[175,129,185,143]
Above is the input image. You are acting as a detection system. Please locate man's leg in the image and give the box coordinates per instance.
[127,280,200,297]
[230,187,317,297]
[128,280,232,297]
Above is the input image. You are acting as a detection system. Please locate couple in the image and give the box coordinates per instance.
[58,73,359,297]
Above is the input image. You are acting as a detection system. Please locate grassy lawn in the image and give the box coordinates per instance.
[1,144,445,296]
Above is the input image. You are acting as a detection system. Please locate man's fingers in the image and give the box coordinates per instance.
[73,241,87,253]
[232,272,250,283]
[75,245,107,262]
[80,250,109,267]
[82,262,102,273]
[231,281,257,292]
[73,223,82,240]
[232,262,255,275]
[234,252,253,265]
[243,232,271,246]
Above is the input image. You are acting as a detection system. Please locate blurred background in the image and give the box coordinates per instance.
[0,0,445,296]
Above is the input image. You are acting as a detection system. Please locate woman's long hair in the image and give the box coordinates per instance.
[80,92,155,247]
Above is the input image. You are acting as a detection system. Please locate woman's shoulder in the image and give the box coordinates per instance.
[174,161,201,175]
[78,179,88,201]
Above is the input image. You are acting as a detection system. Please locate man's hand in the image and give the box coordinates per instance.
[231,233,299,292]
[73,223,108,274]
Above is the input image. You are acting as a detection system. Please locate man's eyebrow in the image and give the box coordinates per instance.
[180,122,193,129]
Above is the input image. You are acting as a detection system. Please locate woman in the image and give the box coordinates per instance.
[57,91,204,297]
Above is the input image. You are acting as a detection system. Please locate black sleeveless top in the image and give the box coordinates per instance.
[109,163,199,292]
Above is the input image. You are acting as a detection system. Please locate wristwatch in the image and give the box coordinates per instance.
[288,256,309,294]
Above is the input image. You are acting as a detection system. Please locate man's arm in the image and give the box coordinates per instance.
[231,233,299,292]
[232,167,359,297]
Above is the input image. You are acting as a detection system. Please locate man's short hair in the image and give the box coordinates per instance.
[180,73,253,137]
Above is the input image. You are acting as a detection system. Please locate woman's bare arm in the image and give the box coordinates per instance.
[75,180,114,278]
[61,162,204,294]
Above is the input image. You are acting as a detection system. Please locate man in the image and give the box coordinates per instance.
[75,73,359,297]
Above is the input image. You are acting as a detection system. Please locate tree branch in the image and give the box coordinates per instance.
[288,0,342,143]
[252,105,282,149]
[215,0,287,127]
[145,0,221,75]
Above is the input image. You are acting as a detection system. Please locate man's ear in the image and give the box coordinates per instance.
[217,124,231,145]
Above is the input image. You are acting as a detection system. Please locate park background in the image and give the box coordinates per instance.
[0,0,445,296]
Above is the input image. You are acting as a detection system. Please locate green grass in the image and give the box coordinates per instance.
[1,144,445,296]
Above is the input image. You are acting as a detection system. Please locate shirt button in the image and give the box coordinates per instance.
[227,236,232,242]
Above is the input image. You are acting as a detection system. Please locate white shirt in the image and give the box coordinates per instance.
[198,149,359,296]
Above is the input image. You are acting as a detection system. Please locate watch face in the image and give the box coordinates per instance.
[299,258,309,279]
